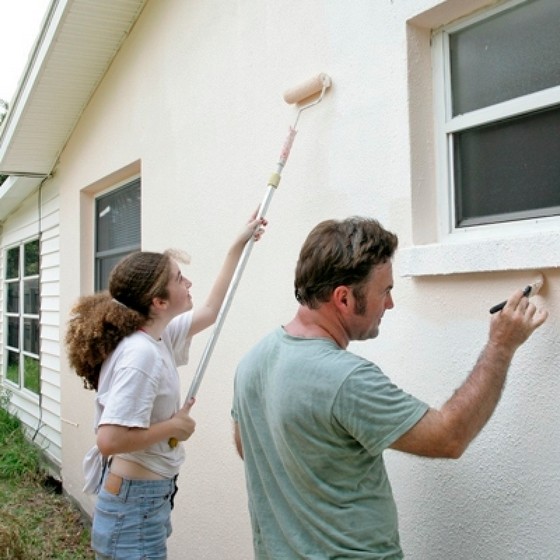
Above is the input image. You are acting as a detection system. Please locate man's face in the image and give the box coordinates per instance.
[348,261,394,341]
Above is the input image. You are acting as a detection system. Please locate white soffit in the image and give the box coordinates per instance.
[0,0,147,219]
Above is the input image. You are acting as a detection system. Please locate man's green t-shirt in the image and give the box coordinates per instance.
[232,327,429,559]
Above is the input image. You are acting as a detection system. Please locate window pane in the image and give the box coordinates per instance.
[6,247,19,279]
[450,0,560,115]
[24,278,40,314]
[7,317,19,348]
[454,106,560,226]
[24,239,39,276]
[23,318,39,354]
[7,282,19,313]
[96,180,141,252]
[6,351,19,385]
[97,254,128,292]
[23,356,40,394]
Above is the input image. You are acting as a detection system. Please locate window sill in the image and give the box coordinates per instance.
[398,229,560,277]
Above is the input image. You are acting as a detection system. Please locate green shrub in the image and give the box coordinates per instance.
[0,387,93,558]
[0,392,41,479]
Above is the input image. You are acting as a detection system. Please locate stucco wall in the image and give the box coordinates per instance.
[57,1,559,558]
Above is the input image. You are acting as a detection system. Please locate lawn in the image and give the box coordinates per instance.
[0,391,94,559]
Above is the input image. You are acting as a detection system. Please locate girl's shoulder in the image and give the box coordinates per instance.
[113,331,163,370]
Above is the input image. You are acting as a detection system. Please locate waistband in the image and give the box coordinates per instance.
[102,471,177,499]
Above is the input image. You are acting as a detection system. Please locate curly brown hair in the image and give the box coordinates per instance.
[65,250,186,391]
[65,292,144,390]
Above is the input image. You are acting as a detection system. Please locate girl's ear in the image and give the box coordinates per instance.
[152,297,168,310]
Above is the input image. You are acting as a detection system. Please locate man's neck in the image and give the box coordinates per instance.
[284,306,348,349]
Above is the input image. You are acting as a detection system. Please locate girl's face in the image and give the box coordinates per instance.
[165,259,193,315]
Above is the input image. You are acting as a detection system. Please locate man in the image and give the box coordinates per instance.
[232,216,548,559]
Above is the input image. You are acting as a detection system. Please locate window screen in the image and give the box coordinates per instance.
[438,0,560,228]
[95,179,141,291]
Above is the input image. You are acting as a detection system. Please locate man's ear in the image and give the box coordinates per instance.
[332,285,351,310]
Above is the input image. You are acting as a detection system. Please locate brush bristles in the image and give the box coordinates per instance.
[529,273,544,295]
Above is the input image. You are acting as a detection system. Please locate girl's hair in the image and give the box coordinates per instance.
[294,217,398,310]
[65,250,188,391]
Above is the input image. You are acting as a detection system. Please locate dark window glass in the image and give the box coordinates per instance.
[7,282,19,313]
[23,318,39,354]
[6,351,19,384]
[24,278,40,314]
[454,106,560,226]
[96,180,141,252]
[7,317,19,349]
[23,356,40,393]
[24,239,39,276]
[6,247,19,279]
[98,254,129,292]
[450,0,560,115]
[95,179,141,291]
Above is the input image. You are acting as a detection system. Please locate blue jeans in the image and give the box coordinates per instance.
[92,473,178,560]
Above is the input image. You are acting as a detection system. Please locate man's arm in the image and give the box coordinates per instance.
[391,288,548,459]
[233,421,243,459]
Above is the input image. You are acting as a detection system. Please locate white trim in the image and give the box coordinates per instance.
[446,86,560,132]
[413,0,560,277]
[399,228,560,277]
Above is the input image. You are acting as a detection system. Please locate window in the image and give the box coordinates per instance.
[434,0,560,230]
[4,239,40,394]
[95,178,141,291]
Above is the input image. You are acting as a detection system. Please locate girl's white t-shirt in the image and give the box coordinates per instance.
[83,311,193,492]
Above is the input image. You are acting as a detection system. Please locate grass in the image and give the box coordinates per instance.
[0,391,94,559]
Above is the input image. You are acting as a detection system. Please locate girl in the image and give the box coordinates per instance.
[65,215,266,560]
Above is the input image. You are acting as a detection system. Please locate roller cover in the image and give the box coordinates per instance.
[283,73,331,104]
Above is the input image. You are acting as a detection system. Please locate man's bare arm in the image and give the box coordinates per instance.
[391,288,548,459]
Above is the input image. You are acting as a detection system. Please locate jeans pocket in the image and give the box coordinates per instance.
[92,505,125,559]
[140,495,173,554]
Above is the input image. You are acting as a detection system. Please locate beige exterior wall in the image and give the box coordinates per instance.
[48,0,560,558]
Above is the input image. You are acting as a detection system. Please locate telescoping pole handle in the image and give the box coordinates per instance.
[168,129,297,449]
[169,72,332,448]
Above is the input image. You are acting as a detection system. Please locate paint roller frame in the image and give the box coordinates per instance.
[169,73,332,448]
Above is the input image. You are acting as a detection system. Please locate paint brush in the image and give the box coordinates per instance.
[489,274,544,314]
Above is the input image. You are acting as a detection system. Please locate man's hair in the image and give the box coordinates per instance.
[294,217,398,309]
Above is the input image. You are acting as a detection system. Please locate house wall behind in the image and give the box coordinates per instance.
[57,1,560,558]
[1,181,61,466]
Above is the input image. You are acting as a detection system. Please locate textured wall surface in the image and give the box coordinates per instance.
[56,1,559,558]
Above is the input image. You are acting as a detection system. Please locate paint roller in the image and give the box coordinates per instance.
[489,273,544,314]
[169,73,332,448]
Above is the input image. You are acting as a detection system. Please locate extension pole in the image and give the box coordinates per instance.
[169,73,331,447]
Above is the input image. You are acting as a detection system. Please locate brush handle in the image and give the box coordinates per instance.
[489,285,532,314]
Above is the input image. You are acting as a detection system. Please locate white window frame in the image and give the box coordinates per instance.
[434,0,560,240]
[401,0,560,277]
[3,238,41,398]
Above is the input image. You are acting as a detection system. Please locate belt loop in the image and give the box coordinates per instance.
[121,477,130,500]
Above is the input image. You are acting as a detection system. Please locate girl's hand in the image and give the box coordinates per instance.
[251,217,267,241]
[238,209,268,244]
[169,398,196,442]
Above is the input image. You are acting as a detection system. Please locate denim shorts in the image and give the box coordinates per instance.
[92,472,178,560]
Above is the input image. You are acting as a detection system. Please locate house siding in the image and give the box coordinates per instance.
[0,183,61,466]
